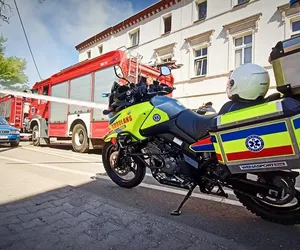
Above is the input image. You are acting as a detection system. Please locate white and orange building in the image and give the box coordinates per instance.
[75,0,300,111]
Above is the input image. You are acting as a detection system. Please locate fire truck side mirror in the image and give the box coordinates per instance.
[114,65,125,79]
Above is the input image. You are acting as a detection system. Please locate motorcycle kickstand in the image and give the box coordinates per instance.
[171,184,196,216]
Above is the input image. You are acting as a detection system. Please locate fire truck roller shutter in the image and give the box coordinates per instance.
[69,74,92,115]
[67,73,92,153]
[0,98,11,119]
[49,81,68,124]
[92,66,117,121]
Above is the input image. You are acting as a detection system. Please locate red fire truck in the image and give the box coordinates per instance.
[0,94,31,132]
[3,50,174,153]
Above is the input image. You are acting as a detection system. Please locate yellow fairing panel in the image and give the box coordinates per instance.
[108,102,154,141]
[141,108,169,130]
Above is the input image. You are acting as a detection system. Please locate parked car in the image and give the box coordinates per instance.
[0,116,20,147]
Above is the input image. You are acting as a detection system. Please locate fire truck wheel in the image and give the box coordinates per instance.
[32,125,40,146]
[72,123,89,153]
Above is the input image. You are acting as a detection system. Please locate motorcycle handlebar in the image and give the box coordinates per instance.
[129,84,174,98]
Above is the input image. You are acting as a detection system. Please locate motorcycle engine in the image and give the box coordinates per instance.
[142,140,180,174]
[142,138,193,189]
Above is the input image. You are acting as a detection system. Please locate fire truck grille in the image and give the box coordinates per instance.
[0,131,9,134]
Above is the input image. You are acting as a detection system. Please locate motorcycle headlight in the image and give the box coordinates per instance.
[10,130,20,134]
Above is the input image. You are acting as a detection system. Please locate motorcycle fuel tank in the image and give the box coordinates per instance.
[108,102,154,141]
[150,96,186,119]
[141,96,186,130]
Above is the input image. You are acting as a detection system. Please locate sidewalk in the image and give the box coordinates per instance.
[0,184,252,250]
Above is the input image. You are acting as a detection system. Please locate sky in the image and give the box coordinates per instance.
[0,0,158,87]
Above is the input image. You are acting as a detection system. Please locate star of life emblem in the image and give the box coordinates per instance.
[245,135,264,152]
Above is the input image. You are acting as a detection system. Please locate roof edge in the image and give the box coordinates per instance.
[75,0,181,51]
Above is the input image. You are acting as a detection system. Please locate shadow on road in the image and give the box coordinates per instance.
[0,145,22,154]
[1,178,300,249]
[38,143,102,155]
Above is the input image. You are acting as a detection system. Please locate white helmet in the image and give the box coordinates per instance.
[226,63,270,101]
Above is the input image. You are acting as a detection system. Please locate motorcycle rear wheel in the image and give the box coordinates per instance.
[102,142,146,188]
[235,173,300,225]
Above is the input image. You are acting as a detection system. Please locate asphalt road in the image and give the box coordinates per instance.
[1,141,300,249]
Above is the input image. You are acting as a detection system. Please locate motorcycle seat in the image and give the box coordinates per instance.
[176,109,217,140]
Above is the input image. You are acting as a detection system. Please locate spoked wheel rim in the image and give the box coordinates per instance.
[107,144,138,183]
[250,174,300,214]
[250,190,300,213]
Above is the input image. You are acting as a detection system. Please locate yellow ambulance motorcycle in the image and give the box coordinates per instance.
[102,36,300,225]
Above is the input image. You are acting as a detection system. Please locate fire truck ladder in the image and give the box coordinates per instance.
[13,97,24,129]
[127,52,143,84]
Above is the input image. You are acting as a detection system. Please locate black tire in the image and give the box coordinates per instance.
[235,191,300,225]
[102,142,146,188]
[32,125,40,146]
[10,141,19,147]
[72,123,89,153]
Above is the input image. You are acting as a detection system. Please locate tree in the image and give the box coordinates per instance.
[0,0,11,23]
[0,35,29,90]
[0,0,45,23]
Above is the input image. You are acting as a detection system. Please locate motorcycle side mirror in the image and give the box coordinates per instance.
[160,66,171,76]
[156,66,171,82]
[114,65,131,84]
[114,65,125,79]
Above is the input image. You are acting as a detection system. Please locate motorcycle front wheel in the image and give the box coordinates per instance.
[102,142,146,188]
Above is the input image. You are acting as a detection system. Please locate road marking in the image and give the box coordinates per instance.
[22,145,102,161]
[0,155,242,207]
[21,146,103,166]
[0,155,95,177]
[23,146,153,178]
[17,145,298,197]
[21,147,234,194]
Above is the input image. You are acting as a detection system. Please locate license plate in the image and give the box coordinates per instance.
[0,135,8,139]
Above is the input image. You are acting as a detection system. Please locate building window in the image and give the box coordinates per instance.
[237,0,248,5]
[163,15,172,34]
[196,0,207,21]
[162,57,172,63]
[194,47,207,76]
[234,34,252,67]
[87,50,91,59]
[98,45,103,55]
[291,20,300,37]
[161,55,173,64]
[130,29,140,47]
